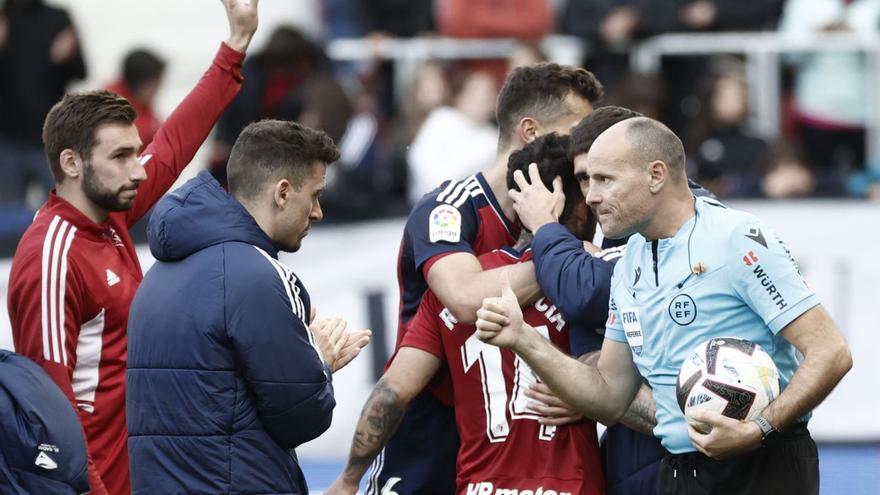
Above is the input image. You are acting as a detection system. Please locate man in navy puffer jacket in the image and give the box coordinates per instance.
[0,350,89,494]
[126,120,371,494]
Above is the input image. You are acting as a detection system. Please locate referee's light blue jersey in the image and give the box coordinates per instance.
[605,196,820,453]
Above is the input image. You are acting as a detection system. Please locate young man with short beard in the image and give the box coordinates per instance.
[6,1,259,493]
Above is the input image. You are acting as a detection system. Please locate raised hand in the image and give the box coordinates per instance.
[475,271,525,349]
[222,0,259,53]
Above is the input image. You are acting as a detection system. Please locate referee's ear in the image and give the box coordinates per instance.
[647,159,668,194]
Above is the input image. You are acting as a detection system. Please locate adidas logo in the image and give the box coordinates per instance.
[35,452,57,470]
[106,269,120,287]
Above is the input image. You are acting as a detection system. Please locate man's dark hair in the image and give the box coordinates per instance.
[507,133,582,229]
[42,90,137,183]
[227,120,340,201]
[496,63,603,148]
[570,105,643,158]
[123,49,166,92]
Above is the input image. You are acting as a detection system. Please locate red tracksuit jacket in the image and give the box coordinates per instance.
[7,42,244,495]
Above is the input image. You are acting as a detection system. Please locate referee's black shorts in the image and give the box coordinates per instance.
[657,423,818,495]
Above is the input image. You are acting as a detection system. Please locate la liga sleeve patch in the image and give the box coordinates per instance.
[429,204,463,243]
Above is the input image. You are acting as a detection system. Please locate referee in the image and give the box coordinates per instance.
[474,116,852,495]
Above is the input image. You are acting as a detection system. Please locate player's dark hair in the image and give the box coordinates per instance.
[42,90,137,183]
[123,48,166,92]
[507,133,583,229]
[569,105,643,158]
[496,63,603,149]
[227,119,340,201]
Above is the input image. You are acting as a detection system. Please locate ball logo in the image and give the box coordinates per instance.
[668,294,697,326]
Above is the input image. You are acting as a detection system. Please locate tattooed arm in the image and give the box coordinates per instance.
[578,350,657,436]
[327,347,441,494]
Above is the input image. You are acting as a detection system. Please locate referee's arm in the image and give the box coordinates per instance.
[762,305,852,431]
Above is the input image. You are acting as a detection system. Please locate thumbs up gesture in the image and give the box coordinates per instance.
[475,271,525,349]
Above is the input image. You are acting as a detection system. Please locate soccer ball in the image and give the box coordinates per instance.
[676,337,780,433]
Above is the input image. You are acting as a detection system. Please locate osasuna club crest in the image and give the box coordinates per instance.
[668,294,697,326]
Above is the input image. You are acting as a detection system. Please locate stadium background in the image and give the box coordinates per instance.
[0,0,878,493]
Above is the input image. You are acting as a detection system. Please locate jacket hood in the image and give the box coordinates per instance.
[148,171,277,261]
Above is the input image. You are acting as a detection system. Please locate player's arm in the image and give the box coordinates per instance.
[329,348,441,495]
[531,223,615,325]
[427,253,541,324]
[7,256,109,494]
[125,0,259,225]
[476,272,642,424]
[688,224,852,459]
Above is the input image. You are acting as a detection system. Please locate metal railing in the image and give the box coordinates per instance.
[325,32,880,166]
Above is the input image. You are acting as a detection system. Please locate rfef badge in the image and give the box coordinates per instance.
[429,204,462,243]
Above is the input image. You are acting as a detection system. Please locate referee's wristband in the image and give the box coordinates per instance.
[751,415,778,446]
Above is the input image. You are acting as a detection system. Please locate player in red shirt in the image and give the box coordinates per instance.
[5,2,259,494]
[330,64,604,495]
[330,134,605,494]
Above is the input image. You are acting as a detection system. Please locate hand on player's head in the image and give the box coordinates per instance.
[509,163,565,233]
[475,271,525,349]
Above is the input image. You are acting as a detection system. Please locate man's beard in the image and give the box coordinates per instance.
[82,160,136,212]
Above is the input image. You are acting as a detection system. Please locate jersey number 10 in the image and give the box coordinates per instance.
[461,325,556,443]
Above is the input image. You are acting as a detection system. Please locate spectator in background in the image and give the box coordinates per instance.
[436,0,551,39]
[685,70,768,198]
[299,74,404,221]
[211,25,329,186]
[603,72,664,119]
[0,0,85,207]
[560,0,782,136]
[355,0,434,120]
[106,49,166,149]
[407,69,499,204]
[507,41,548,71]
[848,166,880,200]
[779,0,880,173]
[758,142,846,198]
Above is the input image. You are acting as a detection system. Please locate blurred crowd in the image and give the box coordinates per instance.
[2,0,880,226]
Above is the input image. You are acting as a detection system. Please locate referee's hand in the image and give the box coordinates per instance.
[686,410,763,459]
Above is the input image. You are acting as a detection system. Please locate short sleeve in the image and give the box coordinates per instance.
[603,293,627,344]
[407,189,479,272]
[400,293,447,361]
[728,221,820,334]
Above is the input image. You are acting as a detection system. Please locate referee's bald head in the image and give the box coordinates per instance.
[620,117,685,180]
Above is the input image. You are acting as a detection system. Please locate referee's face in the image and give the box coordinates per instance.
[582,126,651,239]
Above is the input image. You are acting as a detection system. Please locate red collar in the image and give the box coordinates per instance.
[41,191,120,240]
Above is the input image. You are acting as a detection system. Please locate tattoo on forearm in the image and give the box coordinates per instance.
[343,379,405,480]
[619,384,657,436]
